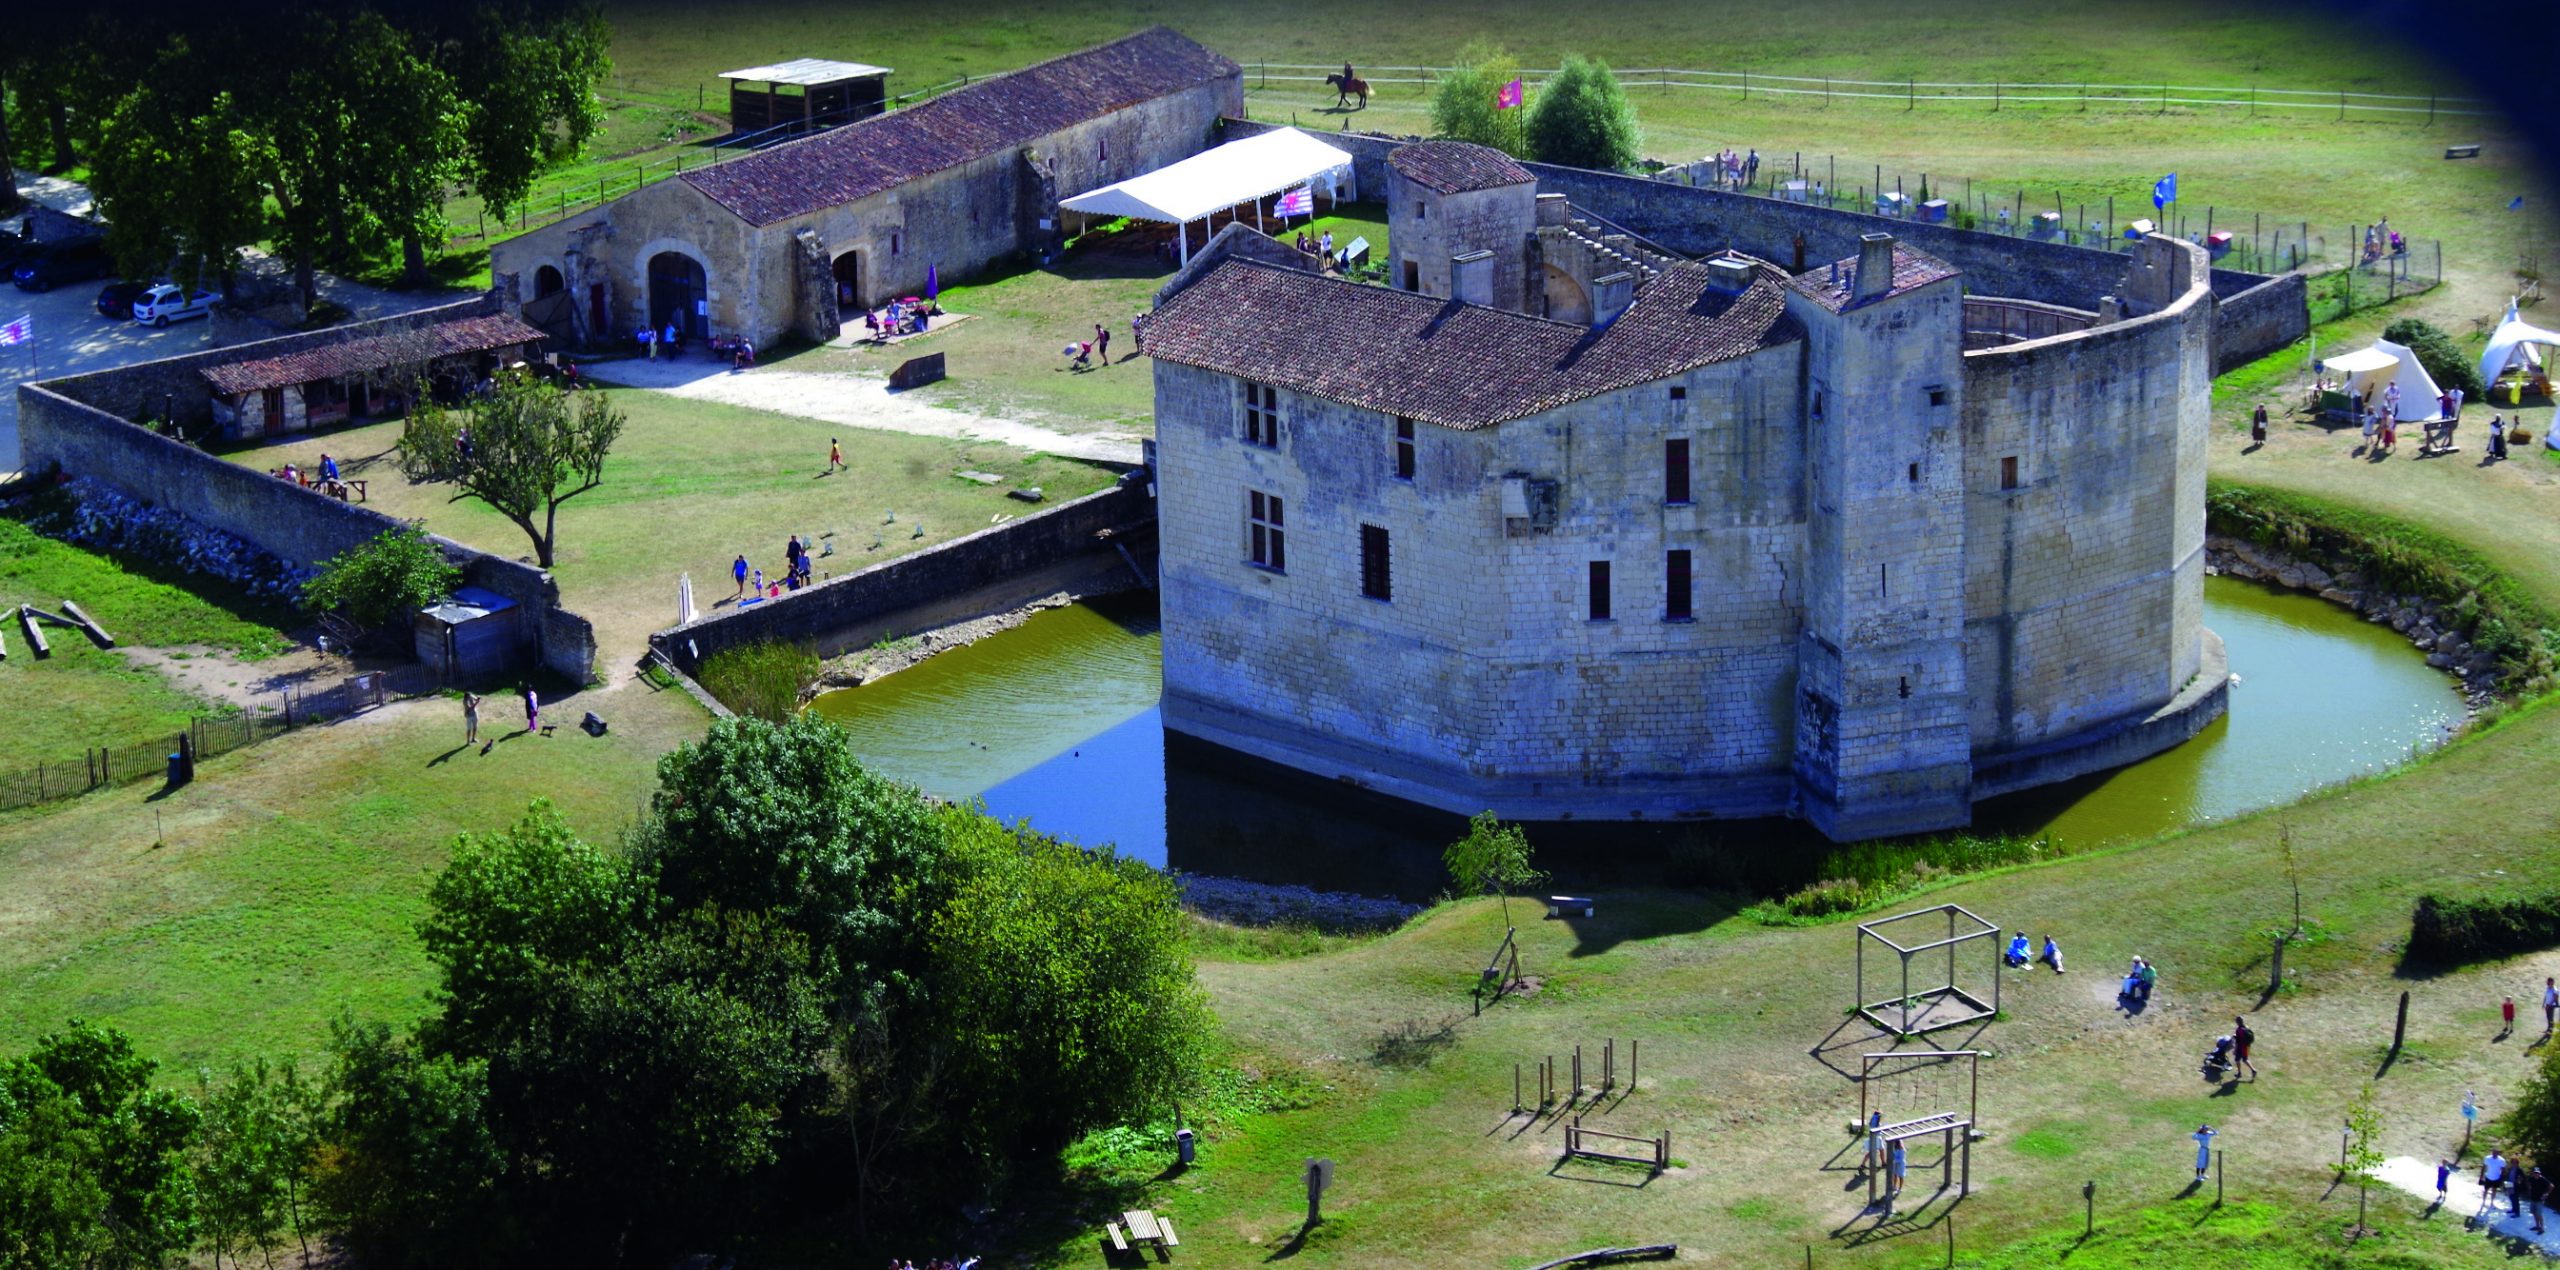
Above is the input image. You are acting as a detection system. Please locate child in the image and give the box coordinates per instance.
[2504,996,2518,1037]
[2437,1159,2453,1202]
[829,439,845,473]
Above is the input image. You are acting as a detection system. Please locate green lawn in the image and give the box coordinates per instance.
[0,510,295,776]
[215,392,1122,663]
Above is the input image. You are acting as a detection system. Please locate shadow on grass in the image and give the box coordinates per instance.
[1546,1155,1658,1189]
[1369,1015,1458,1069]
[1832,1185,1968,1245]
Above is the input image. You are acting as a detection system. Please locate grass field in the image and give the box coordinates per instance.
[215,391,1122,664]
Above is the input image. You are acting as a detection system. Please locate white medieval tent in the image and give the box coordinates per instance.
[2479,300,2560,392]
[1061,127,1357,265]
[2323,339,2447,422]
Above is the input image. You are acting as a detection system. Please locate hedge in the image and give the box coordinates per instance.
[2406,891,2560,965]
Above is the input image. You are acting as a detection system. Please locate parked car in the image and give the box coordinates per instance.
[130,283,216,327]
[11,245,111,292]
[96,280,152,320]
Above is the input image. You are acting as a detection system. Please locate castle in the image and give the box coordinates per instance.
[1146,141,2223,841]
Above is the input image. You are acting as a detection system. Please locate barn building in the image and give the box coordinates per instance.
[491,28,1240,351]
[1145,142,2224,842]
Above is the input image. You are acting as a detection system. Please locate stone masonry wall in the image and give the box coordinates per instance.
[652,473,1156,672]
[1386,172,1536,307]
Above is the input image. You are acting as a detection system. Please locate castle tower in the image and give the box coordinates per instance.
[1384,141,1537,310]
[1785,234,1973,839]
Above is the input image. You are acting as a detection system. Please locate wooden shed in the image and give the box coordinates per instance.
[719,58,890,136]
[414,586,527,683]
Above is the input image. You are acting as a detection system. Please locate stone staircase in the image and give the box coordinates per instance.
[1536,216,1681,289]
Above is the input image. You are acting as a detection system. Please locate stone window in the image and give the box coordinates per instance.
[1669,385,1686,401]
[1099,136,1110,163]
[1588,561,1613,621]
[1394,417,1416,480]
[1359,524,1392,601]
[2000,456,2020,490]
[1665,549,1693,621]
[891,232,902,257]
[1926,385,1948,408]
[1908,462,1920,484]
[1248,490,1287,572]
[1417,199,1429,221]
[1242,381,1280,447]
[1664,438,1691,505]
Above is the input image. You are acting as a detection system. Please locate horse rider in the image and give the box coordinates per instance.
[1343,61,1355,86]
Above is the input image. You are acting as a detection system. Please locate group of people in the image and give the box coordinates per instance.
[1290,228,1336,262]
[1706,147,1760,190]
[637,321,756,368]
[2278,375,2524,460]
[458,684,542,750]
[2442,1150,2553,1234]
[274,452,359,501]
[731,534,823,603]
[2363,217,2406,265]
[884,1258,978,1269]
[2118,956,2159,1006]
[861,298,939,340]
[2002,930,2065,974]
[1066,321,1120,371]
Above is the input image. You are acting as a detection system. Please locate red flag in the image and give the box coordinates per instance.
[1496,78,1523,110]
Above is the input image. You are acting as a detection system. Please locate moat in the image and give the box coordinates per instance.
[807,576,2463,899]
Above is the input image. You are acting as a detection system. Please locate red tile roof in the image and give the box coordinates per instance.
[1788,243,1961,312]
[680,28,1238,227]
[1147,258,1799,430]
[1387,141,1535,194]
[201,314,546,396]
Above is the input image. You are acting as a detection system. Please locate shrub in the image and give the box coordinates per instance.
[2380,317,2487,401]
[695,641,819,723]
[301,528,460,629]
[2513,1031,2560,1163]
[2405,891,2560,965]
[1428,42,1527,157]
[1524,55,1639,171]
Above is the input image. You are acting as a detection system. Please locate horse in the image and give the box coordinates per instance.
[1325,73,1370,109]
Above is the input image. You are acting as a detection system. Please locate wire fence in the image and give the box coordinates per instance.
[0,663,446,814]
[1244,61,2496,122]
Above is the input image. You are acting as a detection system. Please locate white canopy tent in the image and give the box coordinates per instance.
[1061,127,1356,264]
[2480,301,2560,387]
[2324,339,2446,422]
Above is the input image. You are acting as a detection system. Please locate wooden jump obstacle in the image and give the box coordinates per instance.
[1563,1114,1669,1173]
[1858,1049,1981,1206]
[1518,1038,1638,1113]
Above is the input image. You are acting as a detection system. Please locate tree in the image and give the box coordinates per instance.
[0,1021,201,1268]
[2381,318,2488,400]
[417,800,633,1058]
[1525,55,1640,172]
[1443,810,1545,930]
[301,527,463,630]
[87,72,272,298]
[430,4,613,225]
[2344,1081,2384,1237]
[191,1058,323,1269]
[927,813,1213,1162]
[337,11,466,289]
[1428,42,1527,158]
[397,369,625,568]
[2511,1037,2560,1163]
[312,1020,508,1269]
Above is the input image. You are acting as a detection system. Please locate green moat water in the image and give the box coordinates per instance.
[806,577,2463,897]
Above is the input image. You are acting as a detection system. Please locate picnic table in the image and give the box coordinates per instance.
[1107,1208,1180,1258]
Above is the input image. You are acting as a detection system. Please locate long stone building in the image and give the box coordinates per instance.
[1146,142,2224,841]
[492,28,1240,349]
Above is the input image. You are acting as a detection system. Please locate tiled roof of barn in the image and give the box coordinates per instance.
[679,28,1238,227]
[1147,258,1800,430]
[1386,141,1535,194]
[1787,243,1961,312]
[201,314,546,395]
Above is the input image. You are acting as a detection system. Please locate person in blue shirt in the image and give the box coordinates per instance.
[2005,930,2031,967]
[320,453,339,483]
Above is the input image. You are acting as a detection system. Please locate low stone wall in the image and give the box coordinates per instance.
[2212,273,2311,373]
[652,473,1157,674]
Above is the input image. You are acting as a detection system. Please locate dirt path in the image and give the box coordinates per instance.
[584,359,1144,465]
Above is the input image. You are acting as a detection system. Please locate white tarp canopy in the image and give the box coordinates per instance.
[1062,128,1355,262]
[2480,301,2560,386]
[2328,339,2446,422]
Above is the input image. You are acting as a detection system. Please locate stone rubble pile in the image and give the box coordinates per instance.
[1176,873,1422,932]
[53,479,313,602]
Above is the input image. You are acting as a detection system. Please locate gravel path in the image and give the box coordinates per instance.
[584,358,1144,466]
[2376,1155,2560,1254]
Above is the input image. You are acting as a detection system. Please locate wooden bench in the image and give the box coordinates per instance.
[2445,144,2481,159]
[1547,895,1595,919]
[1157,1217,1179,1248]
[1105,1221,1130,1252]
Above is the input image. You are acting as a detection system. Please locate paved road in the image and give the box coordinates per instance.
[2,170,468,468]
[2377,1155,2560,1255]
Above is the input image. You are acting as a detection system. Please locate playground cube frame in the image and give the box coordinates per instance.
[1855,903,2001,1037]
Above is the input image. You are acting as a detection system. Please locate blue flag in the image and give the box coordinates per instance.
[2511,196,2527,211]
[2152,173,2177,210]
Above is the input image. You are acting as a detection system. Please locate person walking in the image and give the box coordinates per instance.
[2437,1158,2454,1204]
[2484,1150,2508,1210]
[2503,995,2518,1039]
[1887,1140,1908,1201]
[733,554,750,600]
[1131,312,1146,354]
[645,326,658,361]
[2192,1124,2217,1182]
[521,684,540,737]
[2250,404,2268,446]
[1864,1110,1885,1175]
[463,691,482,746]
[828,439,845,473]
[2230,1016,2257,1080]
[1095,322,1111,365]
[2544,976,2557,1034]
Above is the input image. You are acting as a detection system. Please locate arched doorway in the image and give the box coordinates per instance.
[533,265,564,298]
[832,250,862,311]
[1543,265,1591,325]
[647,251,709,339]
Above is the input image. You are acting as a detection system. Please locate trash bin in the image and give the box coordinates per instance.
[166,753,187,787]
[1175,1128,1195,1166]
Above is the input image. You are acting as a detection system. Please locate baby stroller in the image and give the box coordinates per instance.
[2201,1035,2234,1083]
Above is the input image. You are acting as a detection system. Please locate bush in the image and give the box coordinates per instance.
[2380,317,2487,401]
[302,527,460,629]
[1427,42,1527,157]
[695,641,819,722]
[2405,891,2560,965]
[1524,55,1639,171]
[2513,1031,2560,1163]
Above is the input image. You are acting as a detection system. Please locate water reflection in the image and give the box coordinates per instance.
[808,579,2464,900]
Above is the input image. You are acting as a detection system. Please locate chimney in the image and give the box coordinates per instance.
[1706,257,1755,295]
[1535,193,1571,227]
[1451,249,1495,307]
[1853,232,1897,303]
[1592,271,1635,326]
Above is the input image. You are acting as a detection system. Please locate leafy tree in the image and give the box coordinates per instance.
[928,813,1213,1161]
[301,527,463,630]
[312,1019,508,1269]
[417,800,634,1057]
[430,4,614,224]
[191,1057,323,1269]
[88,70,271,297]
[1443,810,1545,929]
[397,369,626,568]
[2381,318,2488,401]
[2511,1036,2560,1163]
[338,12,466,289]
[0,1021,201,1269]
[1428,42,1528,157]
[1525,55,1640,172]
[2344,1081,2383,1235]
